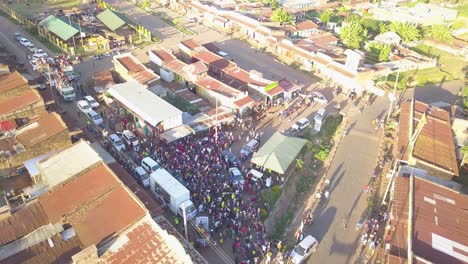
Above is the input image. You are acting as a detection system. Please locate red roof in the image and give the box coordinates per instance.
[38,164,121,223]
[70,185,146,247]
[180,39,201,51]
[308,32,338,44]
[193,50,224,64]
[183,61,208,75]
[0,71,28,93]
[16,112,67,147]
[195,76,242,98]
[150,49,176,63]
[234,96,254,108]
[117,56,145,73]
[295,20,318,31]
[397,100,459,176]
[0,120,16,133]
[278,79,300,93]
[130,69,159,85]
[267,86,284,96]
[0,90,42,116]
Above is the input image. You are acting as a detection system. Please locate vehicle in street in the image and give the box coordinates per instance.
[84,95,99,109]
[187,17,196,22]
[314,108,326,132]
[228,167,244,185]
[57,85,76,101]
[14,33,22,41]
[312,92,328,104]
[292,117,310,131]
[109,133,126,152]
[134,166,150,188]
[63,65,76,80]
[141,157,160,174]
[86,110,104,127]
[30,59,39,71]
[222,150,239,167]
[240,139,259,157]
[76,100,92,114]
[19,38,31,46]
[150,168,197,219]
[26,43,37,53]
[34,49,48,58]
[217,51,232,61]
[122,130,139,148]
[290,235,319,263]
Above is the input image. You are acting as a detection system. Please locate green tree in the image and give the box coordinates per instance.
[339,21,369,49]
[367,43,392,62]
[379,22,389,33]
[296,159,304,170]
[271,8,294,25]
[424,24,453,42]
[389,22,421,42]
[344,13,360,23]
[320,11,331,23]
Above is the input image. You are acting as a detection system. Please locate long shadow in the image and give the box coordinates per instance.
[329,170,346,193]
[310,206,337,242]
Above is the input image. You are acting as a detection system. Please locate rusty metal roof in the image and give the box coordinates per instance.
[0,202,49,247]
[117,56,145,73]
[0,90,42,116]
[388,176,410,261]
[0,71,28,94]
[15,112,68,147]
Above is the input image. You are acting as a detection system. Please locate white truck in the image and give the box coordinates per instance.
[57,85,76,101]
[150,168,197,219]
[314,108,326,132]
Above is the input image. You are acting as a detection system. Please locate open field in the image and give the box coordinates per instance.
[7,0,81,17]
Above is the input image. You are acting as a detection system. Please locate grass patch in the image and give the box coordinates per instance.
[7,0,81,17]
[412,44,465,79]
[304,115,343,161]
[455,3,468,18]
[271,209,294,240]
[25,27,62,53]
[0,8,18,24]
[162,94,199,115]
[387,68,454,90]
[155,12,196,36]
[260,185,282,209]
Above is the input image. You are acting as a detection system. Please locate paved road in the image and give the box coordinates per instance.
[304,96,389,264]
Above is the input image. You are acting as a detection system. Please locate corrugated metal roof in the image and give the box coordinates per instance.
[15,112,67,147]
[0,90,42,116]
[0,72,28,93]
[38,15,79,41]
[96,9,131,31]
[388,176,410,260]
[37,141,102,188]
[108,81,182,127]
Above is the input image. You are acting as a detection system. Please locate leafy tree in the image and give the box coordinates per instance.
[339,21,369,49]
[296,159,304,169]
[389,22,421,42]
[379,22,389,34]
[271,8,294,25]
[336,5,350,13]
[360,18,383,35]
[367,43,392,62]
[424,24,453,42]
[320,11,331,23]
[344,13,360,23]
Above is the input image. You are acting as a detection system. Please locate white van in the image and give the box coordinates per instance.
[141,157,160,173]
[122,130,139,148]
[86,110,103,127]
[134,166,150,188]
[290,235,319,263]
[314,108,326,132]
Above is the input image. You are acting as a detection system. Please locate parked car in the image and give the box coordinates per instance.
[122,130,139,148]
[228,167,244,185]
[290,235,319,263]
[77,100,92,114]
[14,32,22,41]
[30,59,39,71]
[86,110,103,126]
[292,117,310,131]
[84,95,100,109]
[134,166,150,188]
[141,157,160,173]
[109,133,126,152]
[222,150,239,167]
[187,17,196,22]
[26,43,37,53]
[312,92,328,104]
[19,38,31,46]
[240,139,259,157]
[34,49,48,58]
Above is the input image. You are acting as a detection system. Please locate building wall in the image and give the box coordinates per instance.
[0,100,46,121]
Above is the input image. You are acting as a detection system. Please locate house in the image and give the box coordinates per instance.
[178,39,202,63]
[96,9,135,38]
[148,48,176,73]
[194,75,251,110]
[108,81,183,135]
[285,20,318,38]
[0,158,196,263]
[0,112,71,174]
[396,99,459,180]
[279,0,326,10]
[113,53,160,87]
[0,72,29,102]
[38,15,80,45]
[0,90,45,121]
[387,166,468,264]
[373,31,401,46]
[93,70,115,95]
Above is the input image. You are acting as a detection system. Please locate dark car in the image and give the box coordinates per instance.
[222,150,239,167]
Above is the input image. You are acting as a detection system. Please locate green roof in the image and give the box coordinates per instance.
[251,132,307,174]
[39,15,80,41]
[96,9,132,31]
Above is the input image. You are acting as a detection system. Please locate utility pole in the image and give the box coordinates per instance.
[386,71,399,122]
[182,205,188,241]
[67,15,76,49]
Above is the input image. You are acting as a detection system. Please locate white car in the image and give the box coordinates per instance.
[34,49,48,58]
[312,92,328,104]
[86,110,104,127]
[122,130,139,148]
[77,100,92,114]
[84,95,99,109]
[228,167,244,185]
[240,139,259,157]
[292,118,310,131]
[19,38,31,46]
[26,43,37,53]
[290,235,319,263]
[109,133,126,152]
[30,59,39,71]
